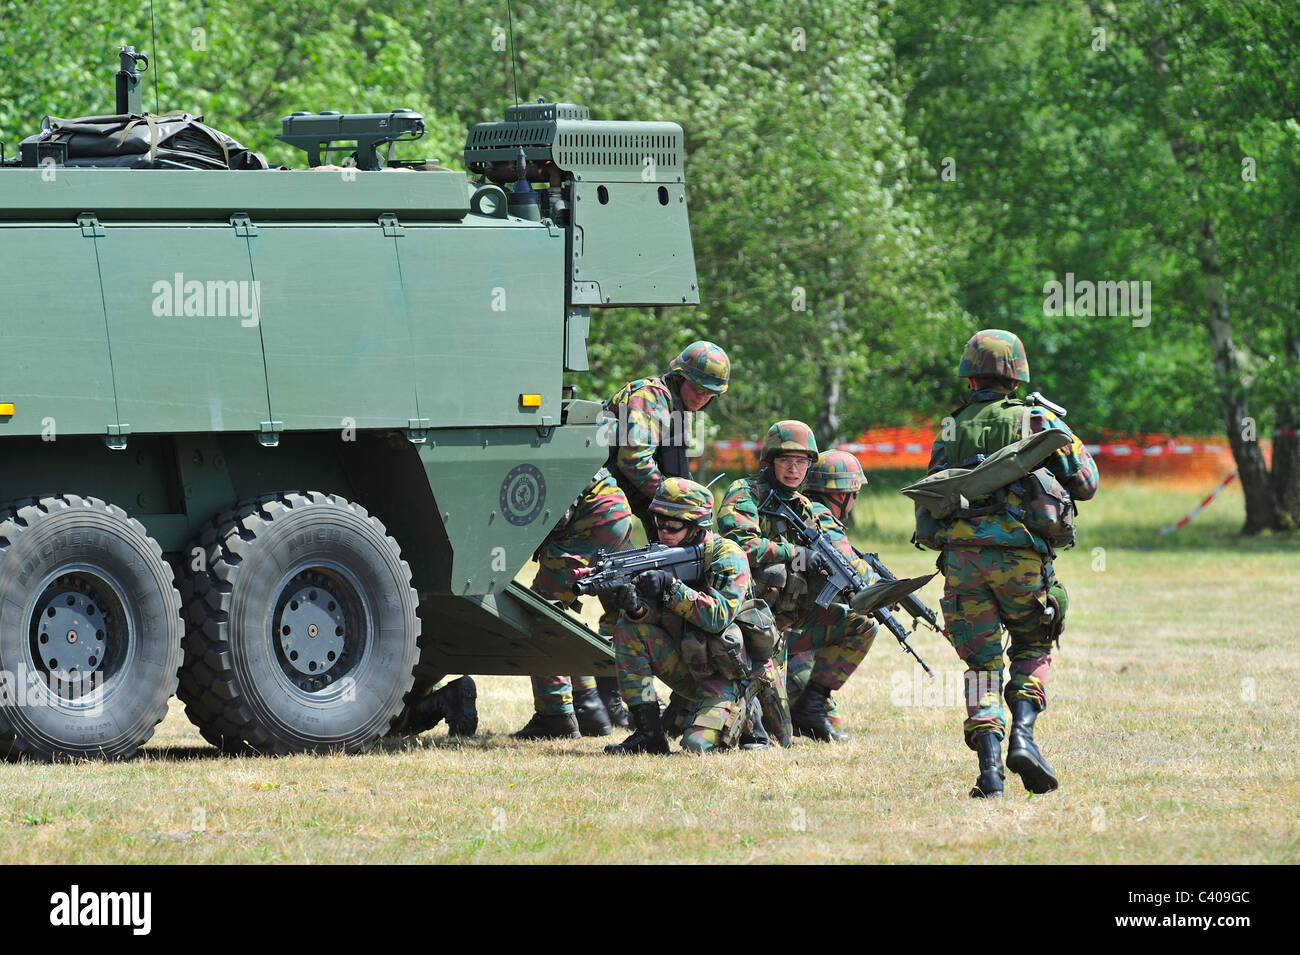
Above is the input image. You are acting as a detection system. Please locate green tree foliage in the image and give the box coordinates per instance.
[889,0,1299,531]
[6,0,1292,533]
[1,0,964,445]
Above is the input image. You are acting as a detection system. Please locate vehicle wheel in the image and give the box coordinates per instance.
[0,495,183,760]
[179,492,419,754]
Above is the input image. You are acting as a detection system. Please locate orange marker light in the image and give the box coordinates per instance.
[520,394,542,408]
[0,403,13,416]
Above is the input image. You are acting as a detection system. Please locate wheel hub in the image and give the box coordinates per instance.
[275,573,349,679]
[33,579,111,677]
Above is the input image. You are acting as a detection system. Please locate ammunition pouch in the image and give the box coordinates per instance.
[758,677,793,747]
[687,700,747,750]
[755,562,787,603]
[912,502,944,551]
[734,598,781,663]
[710,623,750,680]
[680,622,750,682]
[718,701,747,749]
[680,627,712,681]
[754,562,808,612]
[1012,469,1077,549]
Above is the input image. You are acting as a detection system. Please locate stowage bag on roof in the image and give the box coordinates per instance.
[21,111,269,169]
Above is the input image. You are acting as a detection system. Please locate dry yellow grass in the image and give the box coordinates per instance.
[1,481,1297,864]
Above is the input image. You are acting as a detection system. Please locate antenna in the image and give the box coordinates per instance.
[506,0,520,110]
[149,0,161,113]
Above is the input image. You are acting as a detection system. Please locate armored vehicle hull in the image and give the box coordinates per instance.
[0,64,697,758]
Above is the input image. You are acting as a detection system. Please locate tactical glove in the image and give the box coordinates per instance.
[635,569,675,599]
[617,583,645,615]
[791,546,830,577]
[808,549,830,576]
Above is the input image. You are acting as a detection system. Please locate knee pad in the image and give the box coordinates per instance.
[681,726,722,753]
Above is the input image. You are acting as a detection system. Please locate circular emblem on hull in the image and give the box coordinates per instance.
[500,464,547,526]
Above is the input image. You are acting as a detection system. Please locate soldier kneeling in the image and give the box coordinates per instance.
[604,478,756,755]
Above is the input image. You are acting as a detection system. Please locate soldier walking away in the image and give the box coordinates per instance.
[603,478,755,755]
[603,341,730,536]
[718,422,878,743]
[921,329,1098,797]
[513,469,634,739]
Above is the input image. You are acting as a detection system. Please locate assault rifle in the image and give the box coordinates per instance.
[757,491,934,675]
[856,549,943,635]
[573,542,705,598]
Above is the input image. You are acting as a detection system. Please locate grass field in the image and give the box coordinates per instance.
[2,479,1297,864]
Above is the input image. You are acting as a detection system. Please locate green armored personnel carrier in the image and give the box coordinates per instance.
[0,48,698,759]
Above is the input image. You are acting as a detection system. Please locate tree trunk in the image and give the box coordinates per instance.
[815,292,846,444]
[1270,317,1300,529]
[1196,217,1277,533]
[1145,24,1279,533]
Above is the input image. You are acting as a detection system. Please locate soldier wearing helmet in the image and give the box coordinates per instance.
[603,477,755,755]
[806,449,868,523]
[925,329,1099,798]
[785,449,872,740]
[512,468,635,741]
[717,421,879,743]
[601,341,730,535]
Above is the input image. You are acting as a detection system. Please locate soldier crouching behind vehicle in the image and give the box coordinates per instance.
[602,478,759,755]
[514,468,634,739]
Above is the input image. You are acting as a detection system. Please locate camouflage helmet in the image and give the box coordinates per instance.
[650,477,715,528]
[761,420,819,466]
[956,329,1031,383]
[667,340,730,396]
[806,449,867,493]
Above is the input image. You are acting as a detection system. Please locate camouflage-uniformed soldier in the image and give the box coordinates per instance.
[603,477,753,755]
[603,341,730,534]
[718,422,879,742]
[789,449,871,740]
[926,329,1099,797]
[514,470,633,739]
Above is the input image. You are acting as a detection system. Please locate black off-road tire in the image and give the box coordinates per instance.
[178,492,419,754]
[0,494,183,760]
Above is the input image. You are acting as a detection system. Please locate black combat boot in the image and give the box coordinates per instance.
[397,676,478,736]
[791,682,836,742]
[442,676,478,737]
[395,687,445,735]
[596,676,630,728]
[660,692,689,739]
[603,702,671,755]
[572,684,613,737]
[969,732,1005,798]
[512,711,581,739]
[1005,699,1059,793]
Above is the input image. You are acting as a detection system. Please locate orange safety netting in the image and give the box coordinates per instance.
[701,423,1261,484]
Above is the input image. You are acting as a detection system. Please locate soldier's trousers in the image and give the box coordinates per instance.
[939,546,1055,748]
[529,477,631,714]
[779,602,878,692]
[613,617,744,753]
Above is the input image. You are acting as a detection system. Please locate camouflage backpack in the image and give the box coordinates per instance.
[910,399,1077,549]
